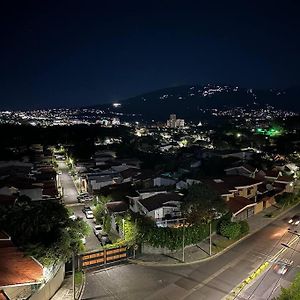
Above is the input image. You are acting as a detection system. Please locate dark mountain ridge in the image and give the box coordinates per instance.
[90,84,300,121]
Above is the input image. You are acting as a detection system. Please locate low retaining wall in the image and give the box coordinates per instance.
[142,244,173,255]
[30,264,65,300]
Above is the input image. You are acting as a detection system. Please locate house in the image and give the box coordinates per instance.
[0,231,44,299]
[201,176,263,220]
[264,170,282,182]
[82,173,119,193]
[224,164,258,178]
[129,192,183,227]
[106,201,129,235]
[153,176,177,187]
[275,175,295,193]
[226,196,256,221]
[0,177,43,201]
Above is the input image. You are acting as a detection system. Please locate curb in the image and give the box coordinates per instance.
[129,202,300,268]
[76,272,86,300]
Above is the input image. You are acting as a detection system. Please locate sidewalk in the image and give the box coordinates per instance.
[132,204,296,266]
[51,274,84,300]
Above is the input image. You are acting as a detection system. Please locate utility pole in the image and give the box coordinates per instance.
[182,221,185,262]
[209,221,212,256]
[72,251,76,300]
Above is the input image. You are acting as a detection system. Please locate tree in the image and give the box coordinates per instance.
[0,200,90,265]
[181,184,226,224]
[103,214,112,233]
[275,193,295,206]
[276,272,300,299]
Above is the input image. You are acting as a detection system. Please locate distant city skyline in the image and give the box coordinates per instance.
[1,0,300,110]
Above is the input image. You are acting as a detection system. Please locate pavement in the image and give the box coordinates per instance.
[132,204,289,266]
[82,203,300,300]
[51,274,84,300]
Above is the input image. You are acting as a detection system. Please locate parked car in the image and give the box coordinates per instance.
[99,233,112,246]
[81,237,86,245]
[57,171,62,175]
[288,215,300,225]
[93,224,104,236]
[85,210,94,219]
[82,206,92,213]
[77,193,93,203]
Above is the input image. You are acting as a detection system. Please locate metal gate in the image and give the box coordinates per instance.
[80,246,128,270]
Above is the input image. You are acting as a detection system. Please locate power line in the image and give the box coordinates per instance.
[245,232,296,300]
[267,237,300,299]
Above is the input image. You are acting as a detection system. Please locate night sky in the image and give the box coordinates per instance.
[1,0,300,110]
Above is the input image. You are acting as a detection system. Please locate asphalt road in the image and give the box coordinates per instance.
[82,204,300,300]
[57,160,100,251]
[57,160,78,205]
[239,230,300,300]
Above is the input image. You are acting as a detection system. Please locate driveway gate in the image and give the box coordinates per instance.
[80,246,128,270]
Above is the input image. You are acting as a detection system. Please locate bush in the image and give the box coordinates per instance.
[275,192,295,206]
[276,272,300,299]
[139,221,215,250]
[220,221,241,240]
[239,220,250,235]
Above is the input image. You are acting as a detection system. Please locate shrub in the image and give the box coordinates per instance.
[220,221,241,240]
[239,220,250,235]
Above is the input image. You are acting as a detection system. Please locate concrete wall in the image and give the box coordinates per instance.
[29,264,65,300]
[142,244,173,255]
[254,201,264,214]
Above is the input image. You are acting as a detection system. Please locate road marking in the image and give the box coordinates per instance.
[181,256,244,299]
[224,235,299,300]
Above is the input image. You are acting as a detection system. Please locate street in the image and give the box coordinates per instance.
[57,160,100,251]
[82,204,300,300]
[57,160,78,205]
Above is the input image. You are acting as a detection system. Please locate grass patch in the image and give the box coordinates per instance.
[212,238,237,252]
[74,271,83,286]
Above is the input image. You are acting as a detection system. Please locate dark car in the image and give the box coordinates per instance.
[82,206,91,213]
[99,233,112,246]
[288,215,300,226]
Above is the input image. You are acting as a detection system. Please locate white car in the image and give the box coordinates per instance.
[85,210,94,219]
[81,237,86,245]
[93,225,104,236]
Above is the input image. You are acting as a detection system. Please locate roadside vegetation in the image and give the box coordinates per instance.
[276,272,300,300]
[0,198,90,266]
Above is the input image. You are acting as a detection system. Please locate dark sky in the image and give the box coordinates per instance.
[1,0,300,110]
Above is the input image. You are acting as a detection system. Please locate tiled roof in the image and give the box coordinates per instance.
[264,170,280,178]
[202,176,262,196]
[0,242,43,287]
[106,201,128,213]
[276,175,294,183]
[227,196,255,215]
[139,192,182,212]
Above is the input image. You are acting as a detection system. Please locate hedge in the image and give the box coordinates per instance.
[138,221,216,250]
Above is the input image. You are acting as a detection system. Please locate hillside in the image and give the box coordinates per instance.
[91,84,300,121]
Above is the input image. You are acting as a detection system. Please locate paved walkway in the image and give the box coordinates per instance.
[133,204,293,266]
[51,274,83,300]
